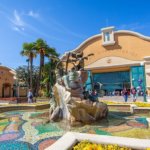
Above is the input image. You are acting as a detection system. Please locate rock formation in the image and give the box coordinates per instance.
[49,52,108,125]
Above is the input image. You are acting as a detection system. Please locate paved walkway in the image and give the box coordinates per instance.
[0,96,149,104]
[99,96,145,102]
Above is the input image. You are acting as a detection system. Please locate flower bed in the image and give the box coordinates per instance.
[101,100,150,107]
[46,132,150,150]
[134,102,150,107]
[73,140,131,150]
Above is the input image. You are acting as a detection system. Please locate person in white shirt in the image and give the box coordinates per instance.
[27,89,33,103]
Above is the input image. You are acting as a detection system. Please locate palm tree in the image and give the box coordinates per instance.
[35,38,47,72]
[45,47,59,97]
[34,38,48,96]
[42,55,59,97]
[21,42,36,90]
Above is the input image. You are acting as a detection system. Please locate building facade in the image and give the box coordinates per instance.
[0,65,27,98]
[0,65,16,97]
[61,27,150,97]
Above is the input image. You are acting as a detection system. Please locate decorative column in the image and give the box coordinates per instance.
[130,62,147,102]
[140,62,147,102]
[144,56,150,99]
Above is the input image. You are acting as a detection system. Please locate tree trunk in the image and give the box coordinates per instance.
[29,55,33,90]
[36,50,45,96]
[46,81,50,97]
[27,59,30,88]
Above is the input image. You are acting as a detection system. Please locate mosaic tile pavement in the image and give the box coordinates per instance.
[0,109,150,150]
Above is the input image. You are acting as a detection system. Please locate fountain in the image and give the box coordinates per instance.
[49,52,108,126]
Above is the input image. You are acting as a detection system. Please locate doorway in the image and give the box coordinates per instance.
[2,83,11,97]
[93,71,130,95]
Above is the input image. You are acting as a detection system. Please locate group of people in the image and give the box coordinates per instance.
[83,88,99,102]
[27,86,146,104]
[83,86,142,103]
[122,86,146,102]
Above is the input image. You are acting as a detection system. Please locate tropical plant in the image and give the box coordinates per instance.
[35,38,59,96]
[45,47,59,96]
[41,54,59,97]
[41,63,50,97]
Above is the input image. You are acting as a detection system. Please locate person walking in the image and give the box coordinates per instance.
[122,88,128,102]
[130,86,137,102]
[27,89,33,103]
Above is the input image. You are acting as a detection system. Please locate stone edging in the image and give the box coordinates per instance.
[0,104,50,112]
[46,132,150,150]
[107,104,150,114]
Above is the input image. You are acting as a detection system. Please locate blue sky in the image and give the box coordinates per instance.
[0,0,150,69]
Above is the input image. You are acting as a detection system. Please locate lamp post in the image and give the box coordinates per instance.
[140,62,147,102]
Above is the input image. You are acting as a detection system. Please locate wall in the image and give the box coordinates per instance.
[82,33,150,67]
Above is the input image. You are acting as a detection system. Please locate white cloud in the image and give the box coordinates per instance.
[117,23,149,31]
[11,26,28,37]
[28,10,39,18]
[10,10,25,32]
[13,10,24,26]
[12,26,20,31]
[4,9,74,42]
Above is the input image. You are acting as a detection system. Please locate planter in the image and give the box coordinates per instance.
[46,132,150,150]
[147,97,150,102]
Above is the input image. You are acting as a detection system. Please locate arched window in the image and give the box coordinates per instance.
[101,26,115,46]
[104,32,110,42]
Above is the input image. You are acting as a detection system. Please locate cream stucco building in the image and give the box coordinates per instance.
[61,26,150,98]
